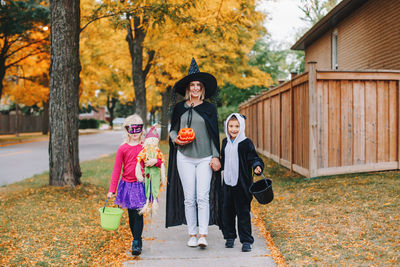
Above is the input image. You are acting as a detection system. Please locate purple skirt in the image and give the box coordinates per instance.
[115,180,146,210]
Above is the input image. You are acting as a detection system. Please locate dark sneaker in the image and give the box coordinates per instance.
[131,240,142,256]
[242,242,252,252]
[225,239,234,248]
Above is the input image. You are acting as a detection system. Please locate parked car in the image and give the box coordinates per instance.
[112,117,125,129]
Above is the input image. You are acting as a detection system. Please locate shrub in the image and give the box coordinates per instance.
[79,118,100,129]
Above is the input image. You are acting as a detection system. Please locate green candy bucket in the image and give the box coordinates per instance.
[99,199,123,231]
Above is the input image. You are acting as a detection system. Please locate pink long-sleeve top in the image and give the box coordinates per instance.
[108,143,162,193]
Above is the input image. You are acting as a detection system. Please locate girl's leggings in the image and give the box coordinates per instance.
[128,209,143,241]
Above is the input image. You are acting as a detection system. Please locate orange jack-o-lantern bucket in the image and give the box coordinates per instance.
[178,104,196,142]
[178,127,195,142]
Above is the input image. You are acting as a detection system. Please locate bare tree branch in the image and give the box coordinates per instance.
[8,75,36,82]
[143,50,155,78]
[0,36,9,60]
[7,37,48,58]
[5,50,46,68]
[6,32,26,48]
[80,12,122,33]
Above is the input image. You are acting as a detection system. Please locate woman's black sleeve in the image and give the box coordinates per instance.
[220,138,226,171]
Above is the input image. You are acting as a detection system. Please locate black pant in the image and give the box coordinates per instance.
[222,184,254,244]
[128,209,143,241]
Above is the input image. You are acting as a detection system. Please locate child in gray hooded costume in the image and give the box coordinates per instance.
[220,113,264,252]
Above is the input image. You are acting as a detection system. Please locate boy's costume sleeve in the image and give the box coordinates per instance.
[237,138,264,202]
[166,101,222,228]
[246,139,264,173]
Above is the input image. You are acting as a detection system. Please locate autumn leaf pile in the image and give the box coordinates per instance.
[0,156,135,266]
[253,155,400,266]
[0,142,173,266]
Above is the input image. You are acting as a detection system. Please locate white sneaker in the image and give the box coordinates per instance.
[197,237,208,248]
[187,236,198,247]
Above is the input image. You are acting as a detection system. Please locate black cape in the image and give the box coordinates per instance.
[221,137,264,202]
[165,101,222,228]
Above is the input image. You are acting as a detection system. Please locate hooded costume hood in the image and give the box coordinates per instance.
[223,113,247,186]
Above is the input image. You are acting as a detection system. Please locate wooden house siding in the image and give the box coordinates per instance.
[304,0,400,71]
[239,64,400,178]
[338,0,400,70]
[305,30,332,71]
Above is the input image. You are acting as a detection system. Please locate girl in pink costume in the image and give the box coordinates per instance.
[107,114,162,256]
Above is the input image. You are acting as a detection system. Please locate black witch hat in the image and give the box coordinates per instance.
[173,58,217,99]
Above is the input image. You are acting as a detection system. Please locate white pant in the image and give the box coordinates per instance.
[177,151,213,235]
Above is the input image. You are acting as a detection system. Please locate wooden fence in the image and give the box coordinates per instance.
[0,114,43,135]
[239,62,400,177]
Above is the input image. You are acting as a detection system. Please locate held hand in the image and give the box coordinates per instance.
[107,192,115,199]
[145,159,158,167]
[254,166,262,175]
[209,157,221,172]
[174,136,192,146]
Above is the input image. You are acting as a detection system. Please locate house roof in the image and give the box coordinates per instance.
[291,0,368,50]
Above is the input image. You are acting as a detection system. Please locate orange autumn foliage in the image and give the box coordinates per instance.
[2,21,50,106]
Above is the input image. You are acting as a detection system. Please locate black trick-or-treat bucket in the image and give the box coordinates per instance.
[249,173,274,205]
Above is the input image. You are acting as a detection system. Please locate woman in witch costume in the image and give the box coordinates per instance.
[166,58,222,248]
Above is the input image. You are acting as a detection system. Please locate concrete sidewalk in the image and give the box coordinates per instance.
[123,189,276,267]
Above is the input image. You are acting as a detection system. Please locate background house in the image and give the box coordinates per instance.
[239,0,400,178]
[78,107,109,122]
[292,0,400,71]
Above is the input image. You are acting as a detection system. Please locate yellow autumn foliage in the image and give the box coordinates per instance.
[3,0,272,114]
[80,0,132,108]
[70,0,271,113]
[4,55,49,107]
[145,0,272,110]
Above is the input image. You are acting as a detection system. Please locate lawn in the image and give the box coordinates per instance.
[0,130,100,146]
[0,141,170,266]
[0,155,129,266]
[1,139,399,266]
[253,155,400,266]
[0,132,48,146]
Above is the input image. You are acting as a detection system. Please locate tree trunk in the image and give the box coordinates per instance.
[48,0,81,186]
[107,95,117,129]
[149,110,155,125]
[42,100,49,135]
[160,86,171,140]
[0,57,6,101]
[126,16,148,126]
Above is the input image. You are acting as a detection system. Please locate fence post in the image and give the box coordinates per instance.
[279,92,282,163]
[308,61,318,178]
[398,79,400,170]
[290,74,294,170]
